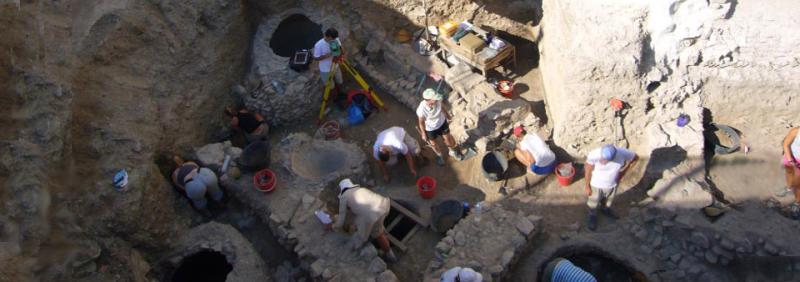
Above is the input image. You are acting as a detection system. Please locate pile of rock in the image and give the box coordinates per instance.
[194,141,243,173]
[424,203,540,282]
[623,207,793,281]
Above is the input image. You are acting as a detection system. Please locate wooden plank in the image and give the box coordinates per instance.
[390,199,429,227]
[387,233,407,252]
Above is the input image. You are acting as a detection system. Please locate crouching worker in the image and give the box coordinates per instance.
[327,178,398,262]
[225,107,268,143]
[171,156,224,215]
[512,125,557,175]
[374,126,420,183]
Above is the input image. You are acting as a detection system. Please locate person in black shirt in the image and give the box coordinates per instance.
[225,107,269,143]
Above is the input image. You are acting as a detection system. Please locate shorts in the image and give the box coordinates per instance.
[185,168,224,209]
[425,120,451,140]
[531,161,557,175]
[783,155,800,167]
[320,67,343,85]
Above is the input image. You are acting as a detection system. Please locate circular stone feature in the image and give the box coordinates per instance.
[278,133,367,188]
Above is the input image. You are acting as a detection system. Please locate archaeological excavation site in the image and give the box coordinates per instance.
[3,0,800,281]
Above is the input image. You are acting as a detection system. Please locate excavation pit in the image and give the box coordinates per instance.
[172,250,232,282]
[269,14,322,57]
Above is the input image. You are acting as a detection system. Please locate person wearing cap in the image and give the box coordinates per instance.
[440,267,483,282]
[512,125,557,175]
[225,106,268,144]
[314,28,344,93]
[328,178,397,262]
[373,126,421,183]
[542,258,596,282]
[584,144,637,230]
[171,156,224,214]
[417,88,462,166]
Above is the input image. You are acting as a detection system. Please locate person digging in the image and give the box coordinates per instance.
[314,28,344,95]
[225,106,268,144]
[373,126,421,183]
[512,125,557,176]
[171,156,225,216]
[417,88,463,166]
[326,178,398,263]
[776,127,800,218]
[584,144,637,231]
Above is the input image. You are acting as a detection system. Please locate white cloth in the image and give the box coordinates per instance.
[335,187,390,248]
[586,147,636,190]
[441,267,483,282]
[373,127,410,159]
[791,131,800,159]
[417,101,446,131]
[519,133,556,167]
[313,38,341,72]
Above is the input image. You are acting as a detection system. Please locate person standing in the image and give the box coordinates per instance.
[313,28,344,93]
[417,88,462,166]
[373,126,420,183]
[584,144,637,231]
[327,178,397,262]
[778,127,800,218]
[512,125,557,175]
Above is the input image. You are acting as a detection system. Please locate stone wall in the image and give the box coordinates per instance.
[539,0,800,159]
[0,0,252,279]
[424,203,540,282]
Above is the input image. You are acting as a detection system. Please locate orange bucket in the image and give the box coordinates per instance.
[416,176,437,199]
[253,169,276,192]
[555,163,575,187]
[498,80,514,98]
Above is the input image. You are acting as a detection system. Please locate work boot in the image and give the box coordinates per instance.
[775,187,793,198]
[449,150,464,161]
[436,155,445,166]
[384,250,398,263]
[600,207,619,220]
[587,211,598,231]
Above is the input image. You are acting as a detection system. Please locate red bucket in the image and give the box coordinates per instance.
[497,80,514,98]
[416,176,437,199]
[555,163,575,187]
[253,169,276,192]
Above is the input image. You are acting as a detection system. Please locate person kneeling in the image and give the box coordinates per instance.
[374,126,420,183]
[512,125,557,175]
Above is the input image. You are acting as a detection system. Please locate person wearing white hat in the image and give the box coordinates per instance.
[440,267,483,282]
[417,88,462,166]
[328,178,397,262]
[584,144,637,231]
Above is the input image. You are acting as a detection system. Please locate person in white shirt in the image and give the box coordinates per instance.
[584,144,637,231]
[313,28,344,92]
[440,267,483,282]
[417,88,462,166]
[326,178,397,262]
[512,125,557,175]
[373,127,420,183]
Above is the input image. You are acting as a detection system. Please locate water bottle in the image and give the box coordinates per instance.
[271,80,285,95]
[474,201,484,221]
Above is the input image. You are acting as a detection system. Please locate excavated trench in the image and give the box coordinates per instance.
[171,250,232,282]
[269,14,322,57]
[538,245,646,282]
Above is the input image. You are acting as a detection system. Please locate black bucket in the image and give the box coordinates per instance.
[481,151,508,181]
[430,200,465,233]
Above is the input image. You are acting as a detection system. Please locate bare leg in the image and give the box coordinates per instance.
[443,133,457,150]
[428,138,443,156]
[514,148,533,167]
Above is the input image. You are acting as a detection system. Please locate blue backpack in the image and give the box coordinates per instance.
[347,103,365,125]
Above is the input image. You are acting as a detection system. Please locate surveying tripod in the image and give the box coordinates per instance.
[318,57,386,122]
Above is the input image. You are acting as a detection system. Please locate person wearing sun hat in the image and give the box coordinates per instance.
[417,88,462,166]
[512,125,557,175]
[440,266,483,282]
[328,178,397,262]
[584,144,638,231]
